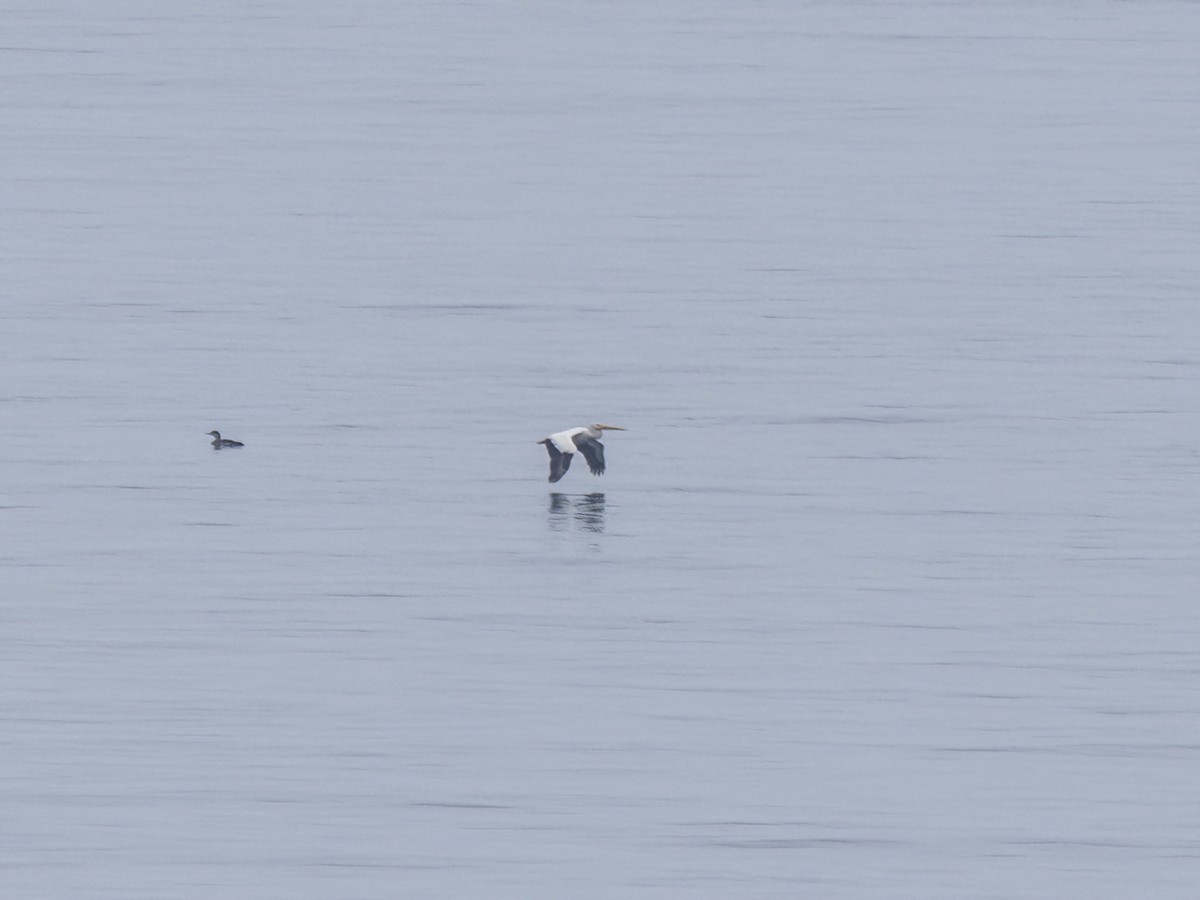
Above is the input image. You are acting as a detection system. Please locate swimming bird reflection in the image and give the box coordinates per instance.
[547,492,606,534]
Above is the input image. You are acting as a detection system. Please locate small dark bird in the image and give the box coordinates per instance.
[207,430,244,449]
[537,423,625,483]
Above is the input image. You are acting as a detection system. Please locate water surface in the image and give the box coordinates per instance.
[6,2,1200,897]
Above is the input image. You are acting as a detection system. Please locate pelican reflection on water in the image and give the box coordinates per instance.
[547,492,606,534]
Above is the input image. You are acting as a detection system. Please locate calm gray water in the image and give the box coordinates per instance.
[6,2,1200,897]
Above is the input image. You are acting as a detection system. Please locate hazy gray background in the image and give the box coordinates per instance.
[5,2,1200,897]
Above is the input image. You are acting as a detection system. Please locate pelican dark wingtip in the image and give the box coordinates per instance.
[539,437,571,482]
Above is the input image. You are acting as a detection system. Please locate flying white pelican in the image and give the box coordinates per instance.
[538,423,625,483]
[207,430,244,448]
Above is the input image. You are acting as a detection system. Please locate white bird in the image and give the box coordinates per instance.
[537,423,625,483]
[207,430,244,449]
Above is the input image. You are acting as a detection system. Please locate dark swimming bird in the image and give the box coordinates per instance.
[537,423,625,483]
[206,430,244,449]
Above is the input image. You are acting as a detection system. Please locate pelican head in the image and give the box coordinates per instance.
[592,424,626,432]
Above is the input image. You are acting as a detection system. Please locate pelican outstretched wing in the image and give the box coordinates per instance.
[541,439,573,483]
[573,435,606,476]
